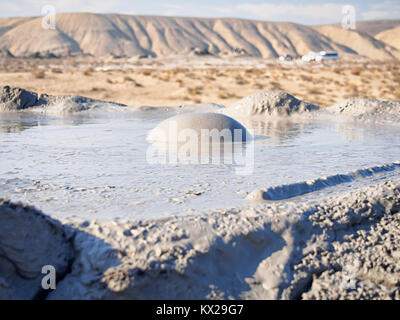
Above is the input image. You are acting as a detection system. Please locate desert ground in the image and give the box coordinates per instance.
[1,55,399,107]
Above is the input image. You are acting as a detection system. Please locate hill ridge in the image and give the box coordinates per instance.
[0,13,398,60]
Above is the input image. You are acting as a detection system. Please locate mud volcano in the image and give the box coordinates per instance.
[147,112,252,144]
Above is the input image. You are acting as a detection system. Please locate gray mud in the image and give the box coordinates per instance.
[1,179,399,299]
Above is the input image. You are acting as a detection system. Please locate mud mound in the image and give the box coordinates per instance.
[221,92,319,119]
[0,200,73,299]
[246,162,400,201]
[0,86,125,114]
[35,94,125,115]
[147,112,251,143]
[328,98,400,117]
[0,86,38,111]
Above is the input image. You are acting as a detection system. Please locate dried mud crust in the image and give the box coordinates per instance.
[0,200,74,299]
[32,179,400,300]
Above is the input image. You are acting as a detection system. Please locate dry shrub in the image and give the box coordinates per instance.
[360,94,376,100]
[187,86,203,95]
[333,67,342,74]
[141,69,152,76]
[257,69,268,76]
[308,87,323,95]
[235,76,249,85]
[343,92,359,99]
[269,81,282,90]
[280,73,288,80]
[361,77,370,84]
[218,92,237,99]
[123,76,143,87]
[351,67,363,76]
[271,73,280,81]
[300,74,313,82]
[185,73,197,80]
[245,68,265,76]
[172,67,187,74]
[160,75,171,82]
[346,83,358,92]
[387,85,396,92]
[254,83,264,89]
[368,67,378,73]
[135,82,143,87]
[50,68,62,74]
[32,69,45,79]
[83,66,94,76]
[91,87,104,92]
[123,76,135,82]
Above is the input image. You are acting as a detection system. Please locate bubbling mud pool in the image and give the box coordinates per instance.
[1,109,400,221]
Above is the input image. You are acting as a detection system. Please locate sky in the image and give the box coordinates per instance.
[0,0,399,24]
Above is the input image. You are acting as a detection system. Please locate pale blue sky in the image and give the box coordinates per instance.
[1,0,399,24]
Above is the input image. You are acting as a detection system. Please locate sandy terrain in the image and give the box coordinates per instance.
[0,56,399,107]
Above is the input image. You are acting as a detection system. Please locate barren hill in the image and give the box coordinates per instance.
[0,13,398,60]
[352,19,400,36]
[314,25,400,60]
[376,26,400,51]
